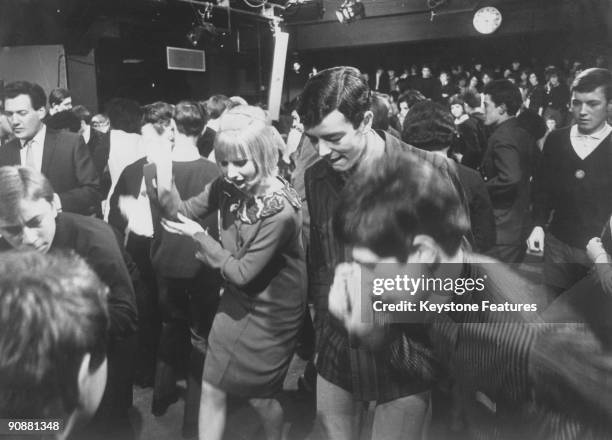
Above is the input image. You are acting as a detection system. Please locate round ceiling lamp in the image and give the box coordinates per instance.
[473,6,502,34]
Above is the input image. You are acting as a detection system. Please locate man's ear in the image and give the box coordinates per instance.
[37,106,47,121]
[409,234,440,264]
[360,110,374,132]
[498,103,507,116]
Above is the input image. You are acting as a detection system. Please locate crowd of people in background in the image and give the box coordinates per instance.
[1,52,612,440]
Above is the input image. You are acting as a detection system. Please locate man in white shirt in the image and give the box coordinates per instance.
[0,81,100,216]
[528,68,612,293]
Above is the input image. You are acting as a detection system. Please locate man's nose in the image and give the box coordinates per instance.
[20,227,37,246]
[317,141,332,158]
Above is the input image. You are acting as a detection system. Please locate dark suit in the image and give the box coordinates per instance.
[480,117,535,262]
[196,126,216,158]
[0,126,101,215]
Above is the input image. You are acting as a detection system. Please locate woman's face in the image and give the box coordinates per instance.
[450,104,464,119]
[529,73,538,86]
[469,76,478,87]
[219,156,259,194]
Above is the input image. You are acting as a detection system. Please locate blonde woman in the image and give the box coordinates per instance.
[156,105,306,440]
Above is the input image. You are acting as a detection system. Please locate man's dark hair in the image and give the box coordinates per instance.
[105,98,142,134]
[72,105,92,125]
[402,101,456,152]
[48,88,71,107]
[398,89,426,108]
[370,93,391,131]
[516,109,546,142]
[3,81,47,110]
[0,166,54,225]
[334,151,469,260]
[174,100,206,137]
[460,90,481,109]
[571,68,612,101]
[141,102,174,135]
[297,66,371,129]
[483,79,522,116]
[204,95,230,119]
[0,250,108,419]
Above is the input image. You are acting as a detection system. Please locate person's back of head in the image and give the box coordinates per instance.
[105,98,142,133]
[401,100,456,152]
[174,101,206,137]
[333,151,469,261]
[0,250,109,435]
[483,79,522,117]
[205,95,231,120]
[460,90,481,111]
[72,105,92,125]
[141,101,174,135]
[297,66,371,129]
[398,89,427,109]
[370,93,392,131]
[571,67,612,101]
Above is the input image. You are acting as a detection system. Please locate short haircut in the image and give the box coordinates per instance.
[105,98,142,134]
[398,89,426,108]
[72,105,92,124]
[214,105,280,180]
[571,68,612,101]
[3,81,47,110]
[141,101,174,135]
[370,93,391,131]
[48,88,71,107]
[45,110,81,133]
[297,66,370,129]
[460,90,481,109]
[483,79,522,116]
[516,109,547,141]
[0,166,54,225]
[0,250,108,419]
[402,101,456,152]
[205,95,230,119]
[334,151,469,260]
[174,100,206,137]
[449,94,465,107]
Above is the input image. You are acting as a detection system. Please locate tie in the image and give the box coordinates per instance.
[24,139,37,169]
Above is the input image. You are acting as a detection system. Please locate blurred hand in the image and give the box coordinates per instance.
[527,226,545,253]
[161,212,205,238]
[586,237,607,263]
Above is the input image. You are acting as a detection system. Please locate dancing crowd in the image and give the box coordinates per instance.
[1,56,612,440]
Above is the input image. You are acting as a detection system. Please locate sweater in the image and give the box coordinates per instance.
[533,127,612,249]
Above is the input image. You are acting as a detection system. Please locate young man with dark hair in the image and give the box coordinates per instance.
[197,95,230,158]
[0,166,137,439]
[0,250,109,439]
[528,68,612,293]
[0,81,101,216]
[143,101,221,435]
[330,151,612,440]
[48,87,72,115]
[480,79,536,263]
[297,66,464,440]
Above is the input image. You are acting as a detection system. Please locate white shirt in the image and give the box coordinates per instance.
[118,177,154,238]
[570,123,612,160]
[19,124,46,171]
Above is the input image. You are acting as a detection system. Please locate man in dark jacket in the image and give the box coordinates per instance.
[298,66,464,440]
[480,80,536,263]
[0,166,137,440]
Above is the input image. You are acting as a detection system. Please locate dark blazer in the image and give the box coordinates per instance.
[480,117,535,245]
[196,126,217,158]
[108,157,147,242]
[0,127,101,215]
[88,130,112,199]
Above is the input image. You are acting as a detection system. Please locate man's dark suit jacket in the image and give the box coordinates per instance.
[0,127,101,215]
[197,126,217,158]
[480,117,535,246]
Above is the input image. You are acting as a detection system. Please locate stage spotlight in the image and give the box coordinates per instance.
[336,0,365,24]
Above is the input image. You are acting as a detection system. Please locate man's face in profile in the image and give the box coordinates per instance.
[0,197,57,253]
[304,110,369,172]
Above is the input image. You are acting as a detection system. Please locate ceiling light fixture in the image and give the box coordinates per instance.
[336,0,365,24]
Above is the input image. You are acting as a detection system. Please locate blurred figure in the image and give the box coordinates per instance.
[197,94,231,159]
[72,105,93,144]
[91,114,111,134]
[48,88,72,115]
[0,251,109,440]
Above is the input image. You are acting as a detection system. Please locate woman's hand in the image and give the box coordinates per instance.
[587,237,608,263]
[161,212,206,238]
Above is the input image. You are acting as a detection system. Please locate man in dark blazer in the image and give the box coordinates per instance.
[480,79,536,263]
[1,81,100,216]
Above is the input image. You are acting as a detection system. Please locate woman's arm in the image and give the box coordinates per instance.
[193,210,296,287]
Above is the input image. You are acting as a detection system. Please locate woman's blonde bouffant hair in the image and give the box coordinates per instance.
[214,105,281,179]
